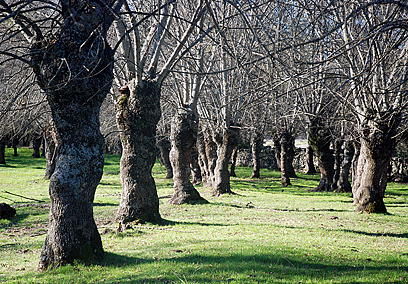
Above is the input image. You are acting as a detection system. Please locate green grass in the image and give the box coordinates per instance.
[1,147,407,283]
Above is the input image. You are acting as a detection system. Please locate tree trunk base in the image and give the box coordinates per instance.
[355,200,387,214]
[169,188,208,205]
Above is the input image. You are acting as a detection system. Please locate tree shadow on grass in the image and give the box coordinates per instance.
[97,252,405,283]
[340,229,408,239]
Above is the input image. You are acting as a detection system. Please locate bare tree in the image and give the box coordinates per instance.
[0,0,123,269]
[112,0,207,226]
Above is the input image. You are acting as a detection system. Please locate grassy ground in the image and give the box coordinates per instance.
[0,147,407,284]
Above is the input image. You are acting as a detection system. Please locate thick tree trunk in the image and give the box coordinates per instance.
[336,140,354,193]
[230,146,238,177]
[352,142,361,191]
[31,5,115,269]
[305,146,317,174]
[250,132,263,179]
[38,101,105,270]
[308,121,334,192]
[287,135,297,178]
[191,146,202,185]
[203,130,217,188]
[32,137,42,158]
[332,140,343,190]
[157,137,173,179]
[0,141,5,164]
[197,132,210,186]
[115,80,161,226]
[212,127,239,196]
[280,132,292,187]
[169,111,206,205]
[352,120,397,213]
[12,138,18,156]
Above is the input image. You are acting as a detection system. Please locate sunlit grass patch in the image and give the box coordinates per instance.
[1,148,407,283]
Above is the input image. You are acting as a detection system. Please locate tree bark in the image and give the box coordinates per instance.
[230,146,238,177]
[250,132,263,179]
[352,141,361,190]
[203,130,218,188]
[332,139,343,190]
[190,146,202,185]
[197,132,210,187]
[352,120,397,213]
[31,3,117,269]
[32,137,42,158]
[280,132,292,186]
[169,111,207,205]
[305,146,316,174]
[44,127,57,179]
[308,120,334,192]
[115,80,161,226]
[212,127,239,196]
[287,135,297,178]
[336,140,354,193]
[12,138,18,156]
[157,137,173,179]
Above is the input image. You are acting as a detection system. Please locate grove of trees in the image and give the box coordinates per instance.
[1,0,408,270]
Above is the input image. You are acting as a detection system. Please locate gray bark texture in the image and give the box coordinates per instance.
[336,140,354,193]
[191,146,202,185]
[203,130,218,188]
[305,146,317,174]
[197,132,210,187]
[352,118,398,213]
[32,137,42,158]
[157,137,173,179]
[280,132,292,187]
[44,125,57,179]
[250,132,263,179]
[229,147,238,177]
[169,111,207,205]
[332,140,343,190]
[30,1,118,269]
[211,127,239,196]
[308,120,334,192]
[115,80,161,225]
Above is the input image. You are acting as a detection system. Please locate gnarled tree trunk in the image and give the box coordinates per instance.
[31,2,117,269]
[157,137,173,179]
[169,111,206,205]
[212,127,239,196]
[230,146,238,177]
[32,137,42,158]
[280,132,292,187]
[352,119,397,213]
[305,146,316,174]
[203,130,218,188]
[287,134,297,178]
[197,132,210,186]
[115,80,161,225]
[308,120,334,192]
[336,140,354,193]
[12,138,18,156]
[250,132,263,179]
[191,146,202,185]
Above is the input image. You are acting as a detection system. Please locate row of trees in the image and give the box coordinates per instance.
[1,0,408,270]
